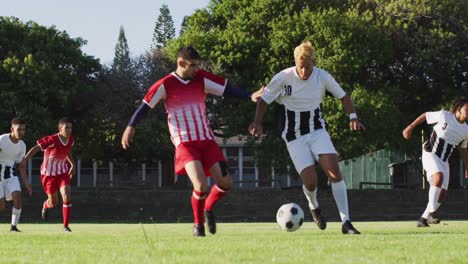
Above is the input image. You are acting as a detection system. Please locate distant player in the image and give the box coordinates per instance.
[0,117,32,232]
[249,41,364,234]
[121,46,263,236]
[403,97,468,227]
[23,117,75,232]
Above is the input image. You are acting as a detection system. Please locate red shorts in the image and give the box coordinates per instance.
[41,173,71,194]
[175,140,226,176]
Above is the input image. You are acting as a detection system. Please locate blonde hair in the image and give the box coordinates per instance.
[294,41,316,61]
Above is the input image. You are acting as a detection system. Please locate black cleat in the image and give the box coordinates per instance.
[193,224,205,237]
[311,208,327,230]
[64,226,72,232]
[41,207,49,221]
[417,217,430,227]
[342,220,361,234]
[205,210,217,234]
[427,212,440,224]
[10,225,21,232]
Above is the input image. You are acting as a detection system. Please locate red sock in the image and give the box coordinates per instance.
[191,190,206,225]
[62,201,72,227]
[43,200,53,209]
[205,185,229,212]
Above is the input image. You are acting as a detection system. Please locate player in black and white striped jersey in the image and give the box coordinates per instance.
[403,97,468,227]
[249,41,365,234]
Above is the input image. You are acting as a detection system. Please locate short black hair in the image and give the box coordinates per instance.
[58,117,72,125]
[11,117,26,126]
[176,46,201,61]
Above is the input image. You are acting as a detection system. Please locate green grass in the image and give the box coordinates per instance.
[2,221,468,263]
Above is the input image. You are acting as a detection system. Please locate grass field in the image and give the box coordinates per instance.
[2,221,468,263]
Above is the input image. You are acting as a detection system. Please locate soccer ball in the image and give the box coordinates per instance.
[276,203,304,232]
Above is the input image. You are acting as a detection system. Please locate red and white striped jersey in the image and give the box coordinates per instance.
[143,70,227,147]
[38,133,74,176]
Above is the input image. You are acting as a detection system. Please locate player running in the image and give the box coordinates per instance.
[249,41,364,234]
[403,97,468,227]
[0,117,32,232]
[23,117,75,232]
[121,46,263,237]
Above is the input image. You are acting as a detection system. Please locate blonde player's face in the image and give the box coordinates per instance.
[10,124,26,140]
[59,123,73,138]
[295,58,314,80]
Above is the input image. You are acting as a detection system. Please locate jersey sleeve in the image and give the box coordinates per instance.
[323,71,346,99]
[143,80,167,108]
[201,70,227,96]
[261,72,285,104]
[425,111,442,125]
[37,135,55,150]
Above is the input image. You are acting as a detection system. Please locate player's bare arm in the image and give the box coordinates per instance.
[22,144,42,163]
[402,113,427,140]
[340,94,365,131]
[17,160,32,196]
[249,98,268,137]
[67,151,76,179]
[250,86,265,103]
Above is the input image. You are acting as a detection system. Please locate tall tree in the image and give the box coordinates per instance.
[0,16,100,147]
[152,4,176,49]
[112,26,131,74]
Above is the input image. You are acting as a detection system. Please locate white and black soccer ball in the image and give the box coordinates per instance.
[276,203,304,232]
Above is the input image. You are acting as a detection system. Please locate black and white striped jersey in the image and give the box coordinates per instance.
[426,110,468,162]
[261,66,346,142]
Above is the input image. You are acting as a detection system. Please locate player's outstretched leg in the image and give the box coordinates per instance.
[342,220,361,234]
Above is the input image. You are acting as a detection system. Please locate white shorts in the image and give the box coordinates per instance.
[285,129,337,174]
[0,176,21,201]
[422,151,449,189]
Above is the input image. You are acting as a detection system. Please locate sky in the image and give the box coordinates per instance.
[1,0,211,64]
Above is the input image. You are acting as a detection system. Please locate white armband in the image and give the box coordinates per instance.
[349,113,358,120]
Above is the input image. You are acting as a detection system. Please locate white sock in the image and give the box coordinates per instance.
[11,207,21,226]
[331,180,349,223]
[422,202,441,219]
[427,186,441,213]
[302,185,319,210]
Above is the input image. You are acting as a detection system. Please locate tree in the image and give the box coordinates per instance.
[0,16,100,149]
[112,26,132,74]
[152,4,176,49]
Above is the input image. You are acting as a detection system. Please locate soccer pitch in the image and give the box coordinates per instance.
[2,221,468,263]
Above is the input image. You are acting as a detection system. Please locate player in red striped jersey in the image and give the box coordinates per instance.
[23,117,75,232]
[121,46,263,236]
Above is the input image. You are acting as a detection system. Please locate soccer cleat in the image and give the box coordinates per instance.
[205,210,217,234]
[417,218,430,227]
[310,208,327,230]
[342,220,361,234]
[427,212,440,224]
[193,224,206,237]
[64,226,72,232]
[41,207,49,221]
[10,225,21,232]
